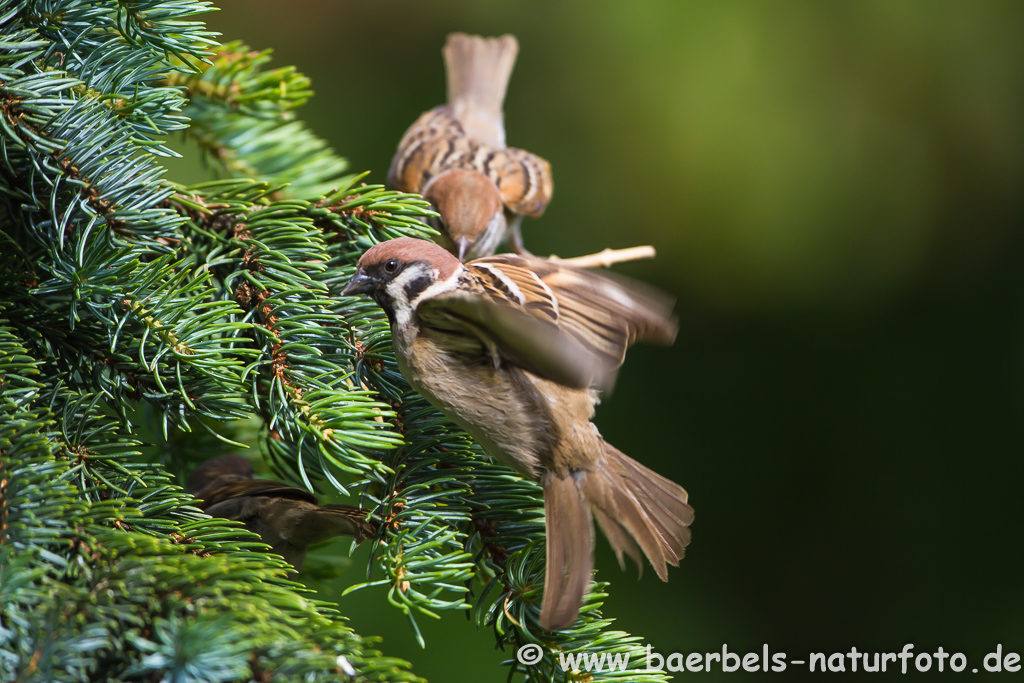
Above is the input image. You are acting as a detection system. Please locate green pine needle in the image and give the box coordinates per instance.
[0,1,673,680]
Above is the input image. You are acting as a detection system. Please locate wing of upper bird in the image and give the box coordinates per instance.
[388,107,553,217]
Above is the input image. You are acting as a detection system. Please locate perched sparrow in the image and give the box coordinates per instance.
[187,455,376,571]
[388,33,553,261]
[342,238,693,630]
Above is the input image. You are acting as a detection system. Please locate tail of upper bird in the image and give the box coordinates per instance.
[541,443,693,630]
[444,33,519,148]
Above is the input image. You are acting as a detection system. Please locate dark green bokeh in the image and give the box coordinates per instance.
[172,1,1024,680]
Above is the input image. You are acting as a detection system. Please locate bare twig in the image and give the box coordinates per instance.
[549,245,657,268]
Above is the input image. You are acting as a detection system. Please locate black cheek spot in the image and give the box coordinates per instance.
[403,275,434,302]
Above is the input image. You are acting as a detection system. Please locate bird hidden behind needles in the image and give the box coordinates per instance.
[342,238,693,630]
[187,455,376,572]
[388,33,553,261]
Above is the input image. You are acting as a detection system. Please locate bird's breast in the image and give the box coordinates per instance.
[393,329,602,479]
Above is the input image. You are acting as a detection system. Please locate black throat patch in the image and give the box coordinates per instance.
[372,290,396,325]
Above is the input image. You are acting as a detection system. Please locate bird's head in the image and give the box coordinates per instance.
[422,169,506,261]
[342,238,461,324]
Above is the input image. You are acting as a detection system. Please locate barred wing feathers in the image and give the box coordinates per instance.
[415,255,677,391]
[388,107,552,217]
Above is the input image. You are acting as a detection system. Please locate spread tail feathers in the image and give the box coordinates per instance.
[584,445,694,580]
[540,445,693,630]
[443,32,518,148]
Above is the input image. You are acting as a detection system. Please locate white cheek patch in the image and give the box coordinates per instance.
[410,268,461,307]
[384,263,463,329]
[385,281,412,330]
[388,264,435,300]
[386,276,411,307]
[386,265,426,329]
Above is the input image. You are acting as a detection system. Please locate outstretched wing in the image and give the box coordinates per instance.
[415,255,676,391]
[473,255,677,363]
[417,287,613,390]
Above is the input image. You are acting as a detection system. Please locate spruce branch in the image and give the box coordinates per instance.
[167,178,425,490]
[169,41,348,197]
[0,1,678,679]
[0,2,425,679]
[0,318,423,683]
[15,0,215,153]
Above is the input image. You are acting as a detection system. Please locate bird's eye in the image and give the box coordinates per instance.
[384,259,399,273]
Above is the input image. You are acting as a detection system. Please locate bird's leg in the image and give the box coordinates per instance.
[507,215,533,256]
[456,236,472,261]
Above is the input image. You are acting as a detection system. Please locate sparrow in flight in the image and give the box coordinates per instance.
[187,455,376,571]
[388,33,553,261]
[343,238,693,630]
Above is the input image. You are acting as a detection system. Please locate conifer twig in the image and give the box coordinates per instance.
[549,244,657,268]
[0,4,675,678]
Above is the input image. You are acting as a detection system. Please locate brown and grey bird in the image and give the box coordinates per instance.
[342,238,693,630]
[388,33,553,261]
[186,455,377,571]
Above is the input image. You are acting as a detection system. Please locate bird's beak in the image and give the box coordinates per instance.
[455,236,473,261]
[342,269,377,296]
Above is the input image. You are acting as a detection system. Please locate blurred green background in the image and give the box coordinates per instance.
[169,1,1024,680]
